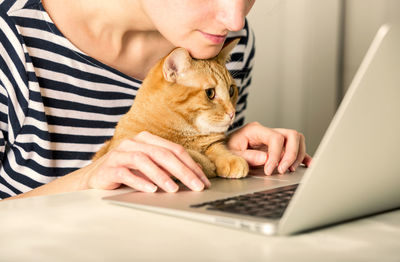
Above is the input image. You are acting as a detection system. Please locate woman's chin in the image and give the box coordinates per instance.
[186,45,223,60]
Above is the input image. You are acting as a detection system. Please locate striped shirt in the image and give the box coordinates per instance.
[0,0,255,199]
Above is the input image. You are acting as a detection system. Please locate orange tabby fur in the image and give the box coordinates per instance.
[92,39,249,179]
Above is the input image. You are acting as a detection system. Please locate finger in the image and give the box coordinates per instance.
[114,168,158,193]
[118,140,206,191]
[108,150,179,192]
[289,133,306,172]
[302,153,313,167]
[232,149,267,166]
[134,131,210,187]
[277,131,301,174]
[264,133,285,176]
[228,122,273,151]
[227,123,281,175]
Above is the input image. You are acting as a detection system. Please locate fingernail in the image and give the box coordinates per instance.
[195,166,210,188]
[200,172,210,187]
[279,161,289,174]
[145,184,158,192]
[166,181,179,192]
[202,177,211,188]
[258,152,267,165]
[191,179,204,191]
[292,162,299,171]
[265,164,274,176]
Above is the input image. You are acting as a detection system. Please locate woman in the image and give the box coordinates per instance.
[0,0,311,200]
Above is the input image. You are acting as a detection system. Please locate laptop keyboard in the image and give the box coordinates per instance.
[190,184,299,219]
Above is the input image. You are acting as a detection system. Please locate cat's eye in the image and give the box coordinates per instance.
[229,85,235,97]
[206,88,215,100]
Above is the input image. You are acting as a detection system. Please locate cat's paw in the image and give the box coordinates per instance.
[202,164,217,178]
[215,155,249,179]
[188,150,217,178]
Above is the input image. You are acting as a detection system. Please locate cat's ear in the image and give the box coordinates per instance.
[163,47,191,83]
[216,38,240,65]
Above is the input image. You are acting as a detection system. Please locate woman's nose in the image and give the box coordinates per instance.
[216,0,248,32]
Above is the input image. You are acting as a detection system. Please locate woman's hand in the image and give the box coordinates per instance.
[227,122,312,176]
[81,131,211,193]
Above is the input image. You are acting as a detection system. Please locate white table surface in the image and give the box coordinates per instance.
[1,185,399,262]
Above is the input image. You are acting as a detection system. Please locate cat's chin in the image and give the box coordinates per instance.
[195,116,230,134]
[197,126,229,135]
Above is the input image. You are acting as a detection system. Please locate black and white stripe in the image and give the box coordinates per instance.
[0,0,255,199]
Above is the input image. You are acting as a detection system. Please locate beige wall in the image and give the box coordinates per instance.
[246,0,340,155]
[245,0,399,155]
[342,0,400,91]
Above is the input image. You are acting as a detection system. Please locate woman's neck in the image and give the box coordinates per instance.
[42,0,175,80]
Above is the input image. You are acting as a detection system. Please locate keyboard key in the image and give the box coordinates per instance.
[190,184,299,219]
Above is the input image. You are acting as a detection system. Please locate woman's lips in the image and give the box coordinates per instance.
[200,31,227,44]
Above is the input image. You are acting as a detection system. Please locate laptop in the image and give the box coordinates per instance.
[104,23,400,236]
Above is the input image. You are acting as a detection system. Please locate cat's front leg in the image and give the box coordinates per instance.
[205,143,249,179]
[187,149,217,178]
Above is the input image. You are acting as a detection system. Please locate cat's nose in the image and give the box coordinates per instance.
[227,111,235,120]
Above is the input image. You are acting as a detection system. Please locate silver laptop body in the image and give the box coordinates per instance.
[104,23,400,236]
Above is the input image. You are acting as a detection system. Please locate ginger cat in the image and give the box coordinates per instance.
[93,39,249,179]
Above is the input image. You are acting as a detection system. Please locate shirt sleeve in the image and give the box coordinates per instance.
[226,19,256,132]
[0,10,30,161]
